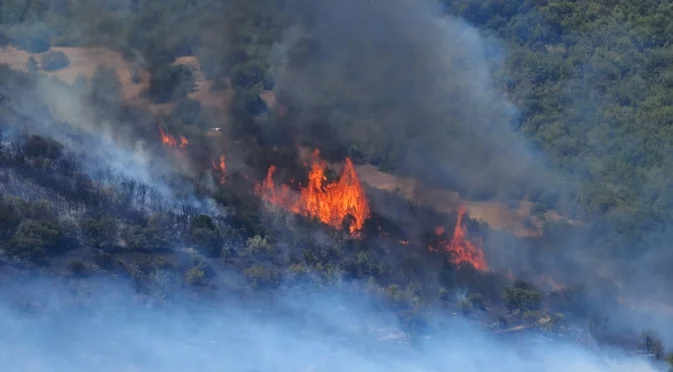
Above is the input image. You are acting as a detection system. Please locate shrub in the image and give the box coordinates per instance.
[501,287,542,313]
[231,60,268,89]
[81,216,118,249]
[6,219,62,261]
[190,228,221,256]
[190,214,215,230]
[124,225,167,251]
[25,135,64,159]
[184,267,205,286]
[244,265,280,290]
[245,235,275,256]
[41,51,70,71]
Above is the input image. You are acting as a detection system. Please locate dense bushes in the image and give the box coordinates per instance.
[501,286,542,313]
[5,219,62,261]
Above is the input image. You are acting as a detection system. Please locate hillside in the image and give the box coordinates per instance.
[0,42,555,238]
[0,0,673,370]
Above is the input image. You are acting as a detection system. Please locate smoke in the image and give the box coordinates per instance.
[263,0,563,276]
[0,63,218,214]
[0,276,660,372]
[1,0,672,359]
[258,0,673,344]
[266,0,550,201]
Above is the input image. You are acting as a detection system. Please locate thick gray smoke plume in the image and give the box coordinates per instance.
[2,0,672,364]
[0,277,660,372]
[268,0,549,200]
[264,0,673,345]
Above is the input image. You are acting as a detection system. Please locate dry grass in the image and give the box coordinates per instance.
[0,45,233,114]
[356,164,560,237]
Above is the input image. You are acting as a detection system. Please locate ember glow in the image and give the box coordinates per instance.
[431,206,488,271]
[257,150,370,234]
[212,155,227,184]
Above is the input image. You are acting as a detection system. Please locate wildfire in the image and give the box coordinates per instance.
[431,206,488,271]
[158,125,189,148]
[257,150,370,234]
[212,155,227,184]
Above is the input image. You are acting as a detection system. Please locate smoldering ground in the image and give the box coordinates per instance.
[0,276,661,372]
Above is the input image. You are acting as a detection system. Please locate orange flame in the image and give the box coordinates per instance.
[212,155,227,184]
[158,125,189,150]
[431,206,488,271]
[159,126,177,147]
[257,150,370,234]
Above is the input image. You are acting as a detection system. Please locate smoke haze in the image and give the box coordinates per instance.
[0,277,660,372]
[0,0,672,368]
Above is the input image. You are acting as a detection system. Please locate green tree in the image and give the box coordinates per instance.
[189,215,221,256]
[123,225,167,251]
[184,266,205,286]
[148,64,195,103]
[244,265,280,290]
[6,219,61,261]
[245,235,275,256]
[81,216,118,249]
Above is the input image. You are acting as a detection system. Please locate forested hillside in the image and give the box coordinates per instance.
[1,0,673,368]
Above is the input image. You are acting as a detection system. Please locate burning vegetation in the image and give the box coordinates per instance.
[430,206,488,271]
[159,125,189,148]
[257,150,371,235]
[212,155,227,184]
